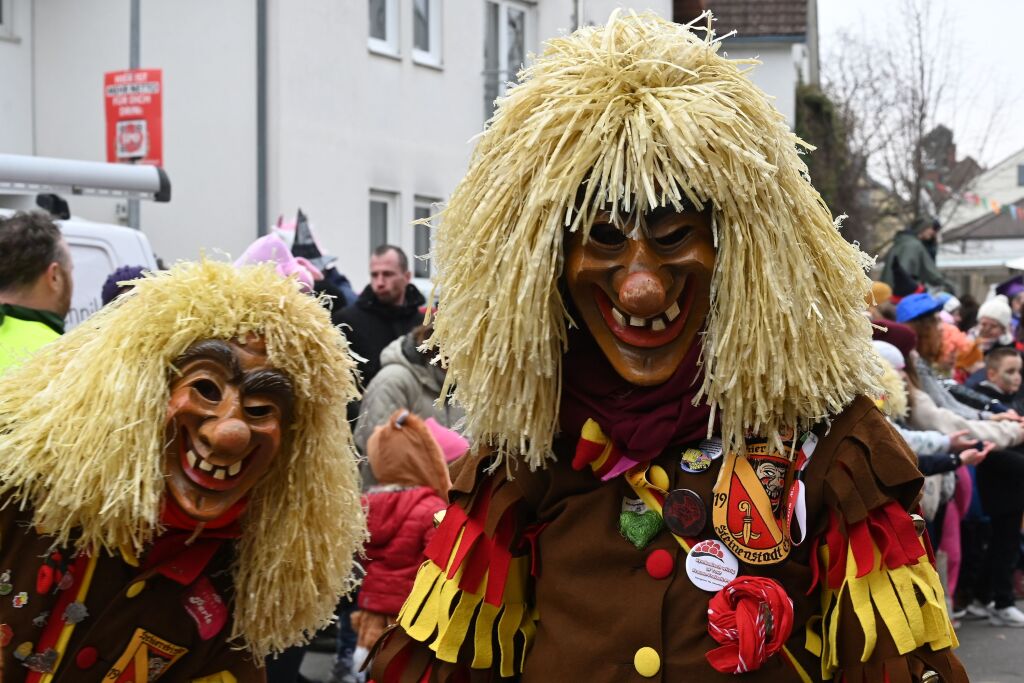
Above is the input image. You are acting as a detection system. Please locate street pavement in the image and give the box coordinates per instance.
[298,608,1024,683]
[955,605,1024,683]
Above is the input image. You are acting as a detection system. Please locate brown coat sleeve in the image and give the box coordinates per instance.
[808,402,967,682]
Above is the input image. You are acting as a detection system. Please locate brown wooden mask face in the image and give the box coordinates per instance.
[565,207,716,385]
[163,336,294,522]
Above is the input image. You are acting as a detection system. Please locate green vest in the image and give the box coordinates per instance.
[0,304,64,374]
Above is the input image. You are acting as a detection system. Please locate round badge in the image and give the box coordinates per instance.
[698,437,724,460]
[662,489,706,537]
[680,448,713,473]
[0,583,12,596]
[684,539,739,592]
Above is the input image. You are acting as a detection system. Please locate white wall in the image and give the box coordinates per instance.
[718,41,801,129]
[29,0,257,266]
[0,0,33,155]
[266,0,485,291]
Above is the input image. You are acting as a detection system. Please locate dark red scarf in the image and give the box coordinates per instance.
[560,327,713,464]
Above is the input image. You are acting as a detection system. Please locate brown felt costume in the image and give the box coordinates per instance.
[371,11,964,683]
[0,261,365,682]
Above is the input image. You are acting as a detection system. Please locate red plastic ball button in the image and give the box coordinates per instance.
[75,646,98,670]
[645,548,674,579]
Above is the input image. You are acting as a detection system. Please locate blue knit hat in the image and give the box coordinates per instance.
[895,292,943,323]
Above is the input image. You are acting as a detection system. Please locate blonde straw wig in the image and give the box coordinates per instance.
[427,11,882,467]
[0,260,365,658]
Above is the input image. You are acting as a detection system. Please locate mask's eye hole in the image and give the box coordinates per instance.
[192,379,222,402]
[653,226,690,248]
[244,404,275,419]
[589,223,627,247]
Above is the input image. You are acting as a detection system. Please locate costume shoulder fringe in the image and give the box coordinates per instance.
[0,259,367,659]
[426,10,882,467]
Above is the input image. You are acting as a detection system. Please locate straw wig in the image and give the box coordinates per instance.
[427,11,882,467]
[0,260,365,658]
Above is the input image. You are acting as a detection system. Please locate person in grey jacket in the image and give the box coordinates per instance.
[355,324,465,456]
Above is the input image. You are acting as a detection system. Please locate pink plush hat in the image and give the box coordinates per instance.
[424,417,469,463]
[234,234,323,292]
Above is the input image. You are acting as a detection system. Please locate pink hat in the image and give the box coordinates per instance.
[234,234,323,292]
[424,417,469,463]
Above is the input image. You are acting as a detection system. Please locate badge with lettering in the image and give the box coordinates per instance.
[711,444,794,565]
[183,576,229,640]
[684,539,739,592]
[104,628,188,682]
[662,489,706,537]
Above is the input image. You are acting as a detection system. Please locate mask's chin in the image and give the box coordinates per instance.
[164,426,251,522]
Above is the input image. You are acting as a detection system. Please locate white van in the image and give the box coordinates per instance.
[0,154,169,330]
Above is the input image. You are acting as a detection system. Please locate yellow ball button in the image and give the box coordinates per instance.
[126,580,146,598]
[634,646,661,677]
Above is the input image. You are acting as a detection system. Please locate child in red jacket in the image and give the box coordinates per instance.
[352,410,467,671]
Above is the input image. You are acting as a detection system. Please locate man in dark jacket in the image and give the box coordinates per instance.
[334,245,425,387]
[881,217,956,293]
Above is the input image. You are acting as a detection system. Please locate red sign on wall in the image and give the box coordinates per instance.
[104,69,163,167]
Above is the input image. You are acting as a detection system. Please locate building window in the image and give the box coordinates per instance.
[368,0,399,56]
[412,0,443,66]
[484,0,533,120]
[1018,164,1024,187]
[369,190,398,253]
[413,197,437,279]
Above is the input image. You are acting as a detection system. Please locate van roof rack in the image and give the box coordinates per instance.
[0,154,171,202]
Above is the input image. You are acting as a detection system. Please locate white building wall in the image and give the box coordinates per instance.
[28,0,257,266]
[718,41,801,129]
[266,0,486,291]
[0,0,34,155]
[939,148,1024,231]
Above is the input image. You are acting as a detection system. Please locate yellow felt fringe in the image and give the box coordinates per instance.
[809,543,957,680]
[425,11,882,468]
[0,260,366,659]
[398,542,534,676]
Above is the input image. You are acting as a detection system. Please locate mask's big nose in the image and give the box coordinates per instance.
[207,419,251,458]
[618,271,666,318]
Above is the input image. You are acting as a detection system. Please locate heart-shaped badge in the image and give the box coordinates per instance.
[619,509,665,550]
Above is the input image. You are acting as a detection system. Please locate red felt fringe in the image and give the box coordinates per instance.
[820,502,926,590]
[422,477,517,606]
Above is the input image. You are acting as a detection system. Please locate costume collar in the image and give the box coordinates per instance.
[560,327,712,464]
[0,302,65,334]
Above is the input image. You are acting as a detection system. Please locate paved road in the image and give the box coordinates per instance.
[300,607,1024,682]
[955,605,1024,683]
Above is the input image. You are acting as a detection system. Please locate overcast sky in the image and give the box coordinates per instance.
[817,0,1024,168]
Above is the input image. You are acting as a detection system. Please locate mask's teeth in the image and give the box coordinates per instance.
[651,318,666,332]
[228,461,242,477]
[198,459,214,472]
[213,468,226,480]
[611,308,626,327]
[186,450,197,469]
[629,316,647,328]
[665,301,681,322]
